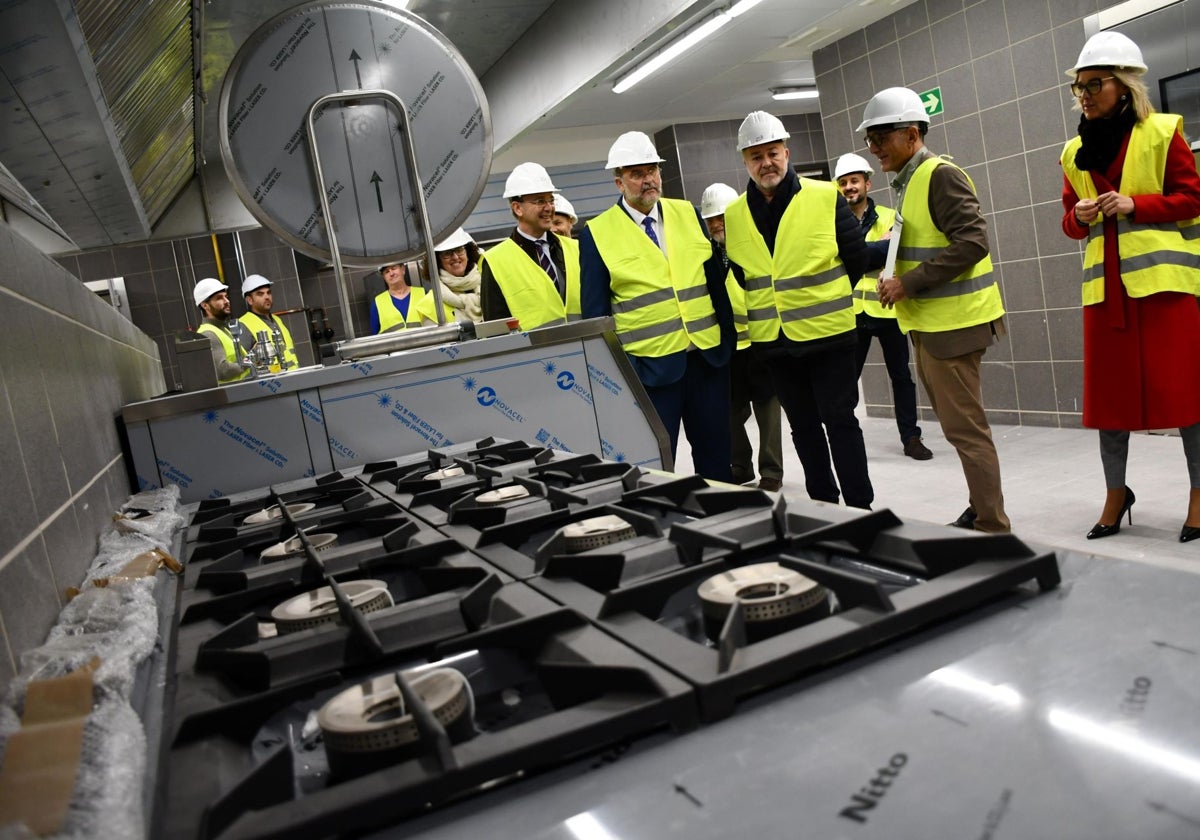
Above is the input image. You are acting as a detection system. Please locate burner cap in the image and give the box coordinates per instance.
[560,514,636,553]
[243,502,317,525]
[259,532,339,561]
[423,465,466,481]
[318,668,471,755]
[474,484,531,506]
[271,579,392,634]
[698,562,827,628]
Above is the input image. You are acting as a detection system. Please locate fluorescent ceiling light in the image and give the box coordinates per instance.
[614,12,730,93]
[728,0,767,17]
[772,87,820,101]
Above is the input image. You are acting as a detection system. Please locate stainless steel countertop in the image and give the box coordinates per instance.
[383,547,1200,839]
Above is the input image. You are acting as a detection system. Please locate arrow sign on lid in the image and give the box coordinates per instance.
[920,86,943,117]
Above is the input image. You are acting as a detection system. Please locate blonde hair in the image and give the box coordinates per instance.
[1068,67,1154,121]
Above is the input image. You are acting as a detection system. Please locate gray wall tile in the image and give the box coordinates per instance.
[840,29,868,64]
[842,55,876,110]
[899,29,937,83]
[1042,254,1085,309]
[1047,307,1083,362]
[865,17,897,52]
[981,361,1018,410]
[870,44,903,93]
[1007,311,1051,361]
[974,50,1018,111]
[1019,89,1068,154]
[1005,0,1052,44]
[0,539,62,674]
[1032,200,1075,261]
[1054,361,1084,415]
[945,114,985,161]
[1012,33,1062,97]
[938,65,979,118]
[894,1,930,33]
[991,207,1037,262]
[966,0,1009,57]
[927,0,966,25]
[999,259,1045,313]
[1015,361,1058,411]
[987,155,1032,212]
[932,13,972,72]
[980,102,1024,159]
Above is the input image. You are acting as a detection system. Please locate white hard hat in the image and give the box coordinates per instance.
[1069,31,1147,74]
[553,193,577,221]
[699,183,739,219]
[241,273,271,296]
[503,162,558,198]
[834,153,874,180]
[737,111,790,151]
[193,277,228,307]
[857,87,929,132]
[435,227,474,251]
[604,131,665,169]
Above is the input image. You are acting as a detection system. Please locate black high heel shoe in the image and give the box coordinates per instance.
[1086,486,1135,540]
[1181,524,1200,543]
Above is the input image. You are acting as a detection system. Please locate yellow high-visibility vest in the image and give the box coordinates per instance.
[1061,112,1200,305]
[852,204,897,319]
[373,288,427,333]
[586,199,720,357]
[238,311,298,370]
[196,322,250,382]
[478,238,572,329]
[723,179,854,343]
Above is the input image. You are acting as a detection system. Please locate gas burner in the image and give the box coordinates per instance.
[260,532,339,561]
[318,668,474,777]
[474,485,531,506]
[243,502,318,525]
[560,515,637,553]
[424,466,467,481]
[271,580,393,634]
[697,562,829,642]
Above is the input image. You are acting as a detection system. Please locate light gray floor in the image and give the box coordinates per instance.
[677,410,1200,577]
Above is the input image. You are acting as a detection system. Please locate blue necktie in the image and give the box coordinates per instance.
[642,216,660,247]
[536,240,560,293]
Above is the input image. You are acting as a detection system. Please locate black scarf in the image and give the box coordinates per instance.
[1074,105,1137,172]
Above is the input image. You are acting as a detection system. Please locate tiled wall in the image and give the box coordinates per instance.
[56,228,346,387]
[815,0,1102,429]
[0,221,164,686]
[656,113,829,202]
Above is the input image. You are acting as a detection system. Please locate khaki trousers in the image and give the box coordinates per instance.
[912,334,1010,532]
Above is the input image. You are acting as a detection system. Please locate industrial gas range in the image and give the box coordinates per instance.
[153,438,1200,839]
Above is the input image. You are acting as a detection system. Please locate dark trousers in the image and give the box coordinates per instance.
[645,353,733,483]
[763,344,873,508]
[730,349,783,483]
[854,314,920,443]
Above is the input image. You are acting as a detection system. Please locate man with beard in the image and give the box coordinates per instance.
[579,131,734,482]
[239,274,298,371]
[722,111,874,509]
[193,277,253,383]
[834,153,931,461]
[480,162,579,328]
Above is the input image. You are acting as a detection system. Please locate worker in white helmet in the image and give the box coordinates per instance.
[722,111,873,509]
[551,193,578,238]
[193,277,253,383]
[700,182,784,492]
[579,131,734,482]
[370,261,427,334]
[833,153,930,462]
[239,274,299,371]
[479,162,580,329]
[861,87,1009,532]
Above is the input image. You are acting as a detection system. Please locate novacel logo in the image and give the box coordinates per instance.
[476,386,497,406]
[556,371,575,390]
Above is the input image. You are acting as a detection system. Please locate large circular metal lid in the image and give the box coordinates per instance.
[219,1,492,265]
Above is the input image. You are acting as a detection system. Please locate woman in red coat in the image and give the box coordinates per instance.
[1060,31,1200,542]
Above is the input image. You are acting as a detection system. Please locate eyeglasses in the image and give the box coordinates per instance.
[1070,76,1115,98]
[863,127,905,149]
[438,247,467,259]
[519,196,555,207]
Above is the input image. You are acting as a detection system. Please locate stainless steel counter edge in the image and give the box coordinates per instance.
[122,318,619,422]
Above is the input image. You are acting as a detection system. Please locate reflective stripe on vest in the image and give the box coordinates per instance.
[723,178,854,343]
[478,238,569,329]
[196,322,250,382]
[239,311,298,370]
[893,157,1003,334]
[725,269,750,350]
[853,204,896,318]
[560,236,583,321]
[1061,113,1200,305]
[586,198,720,356]
[373,288,427,332]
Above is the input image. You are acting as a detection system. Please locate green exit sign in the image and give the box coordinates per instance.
[920,87,943,117]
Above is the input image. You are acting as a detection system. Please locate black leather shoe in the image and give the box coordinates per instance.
[904,436,933,460]
[948,507,976,529]
[1181,525,1200,543]
[1086,486,1135,540]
